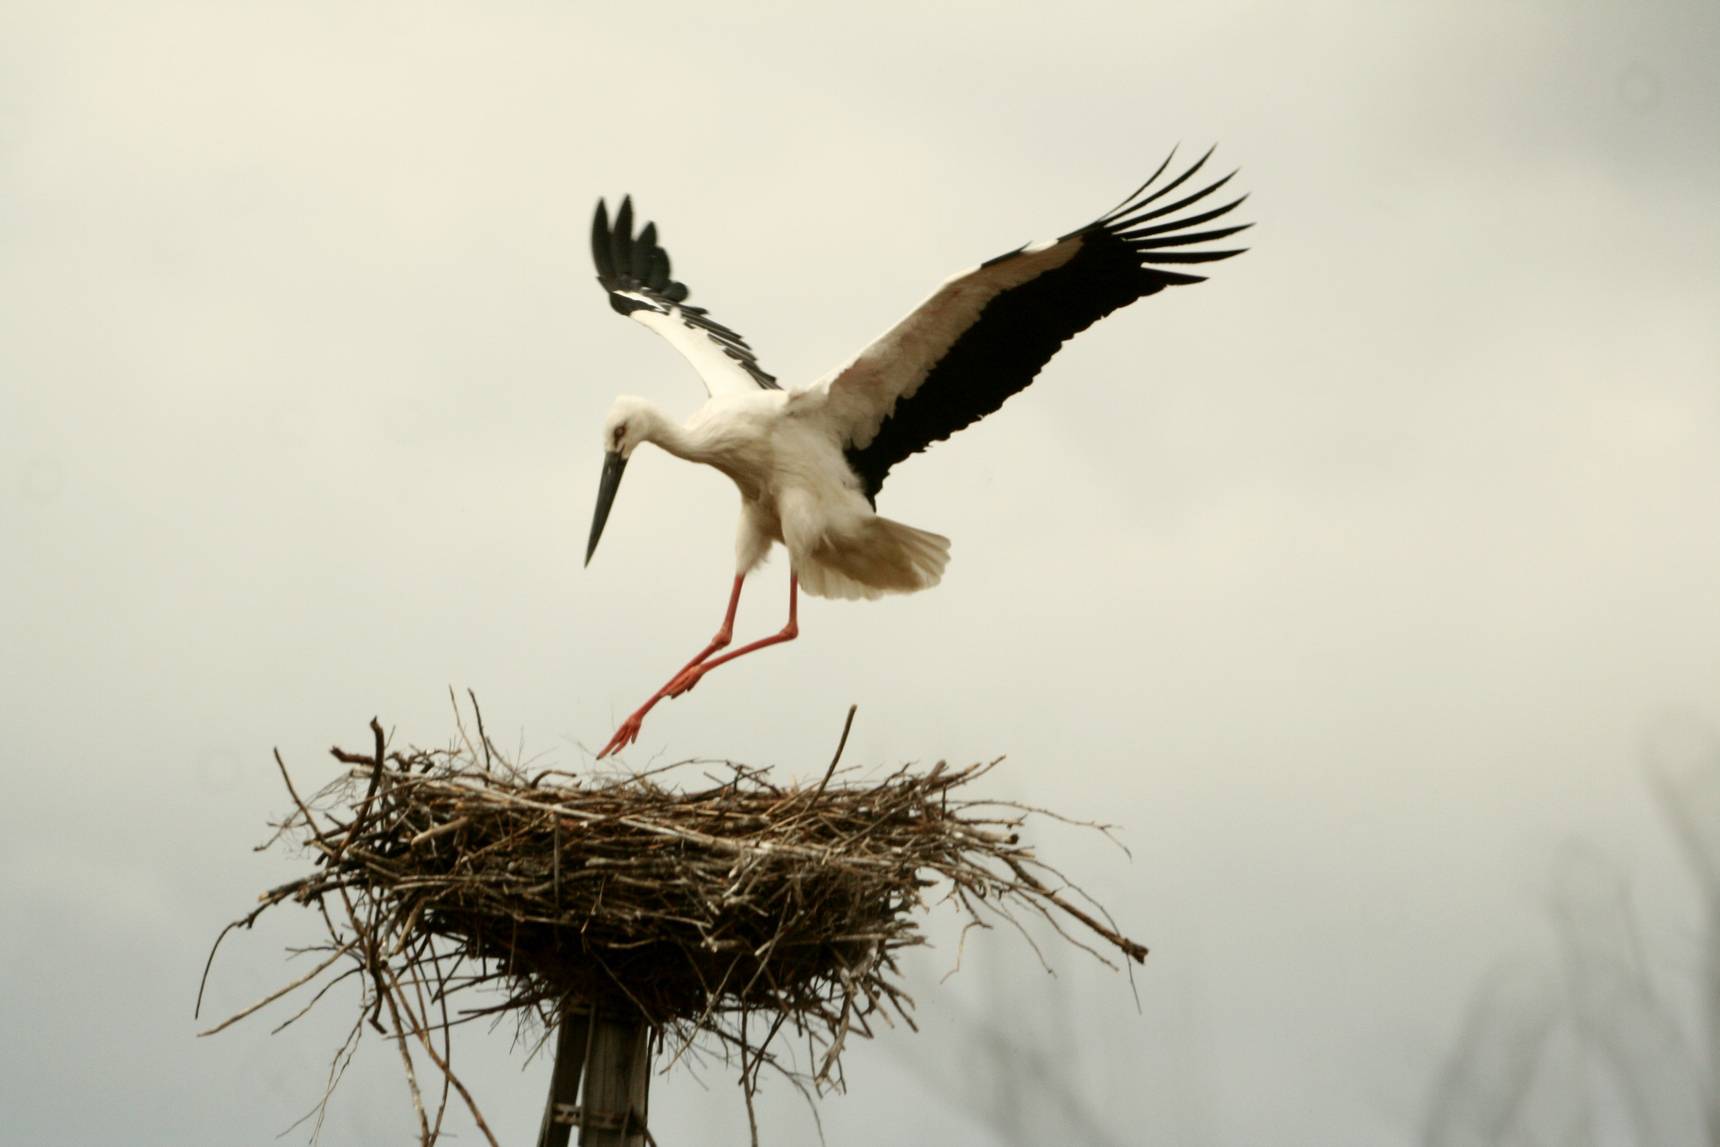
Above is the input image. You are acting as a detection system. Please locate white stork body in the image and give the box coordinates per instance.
[607,388,951,600]
[585,149,1249,755]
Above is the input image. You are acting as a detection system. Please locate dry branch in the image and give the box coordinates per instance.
[200,707,1146,1144]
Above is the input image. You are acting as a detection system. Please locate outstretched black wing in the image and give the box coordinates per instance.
[823,148,1248,501]
[592,196,778,395]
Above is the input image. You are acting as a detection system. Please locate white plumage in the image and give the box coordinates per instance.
[585,148,1249,756]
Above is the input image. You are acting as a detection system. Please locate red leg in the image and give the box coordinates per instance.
[661,574,799,699]
[597,575,746,758]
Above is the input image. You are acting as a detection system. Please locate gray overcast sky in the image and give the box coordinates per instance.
[3,1,1719,1144]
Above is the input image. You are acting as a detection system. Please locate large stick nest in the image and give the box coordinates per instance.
[199,704,1146,1144]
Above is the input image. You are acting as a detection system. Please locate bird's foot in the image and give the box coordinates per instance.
[596,660,716,758]
[664,663,709,698]
[597,712,647,759]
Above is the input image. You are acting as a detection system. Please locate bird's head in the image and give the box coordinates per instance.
[585,397,655,567]
[599,395,657,461]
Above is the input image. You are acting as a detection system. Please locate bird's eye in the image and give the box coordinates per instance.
[612,423,626,444]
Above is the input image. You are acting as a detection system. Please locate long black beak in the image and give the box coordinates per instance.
[585,451,627,567]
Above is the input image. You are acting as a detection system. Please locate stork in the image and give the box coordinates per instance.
[584,147,1249,757]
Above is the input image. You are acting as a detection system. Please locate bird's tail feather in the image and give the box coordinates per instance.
[797,518,950,601]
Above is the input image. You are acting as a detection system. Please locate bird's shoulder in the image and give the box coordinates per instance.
[683,389,789,437]
[694,388,787,415]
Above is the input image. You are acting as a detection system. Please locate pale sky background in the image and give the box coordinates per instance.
[4,1,1719,1144]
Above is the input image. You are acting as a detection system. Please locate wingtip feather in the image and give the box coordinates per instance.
[591,199,615,281]
[633,221,656,282]
[610,198,634,282]
[1140,247,1248,265]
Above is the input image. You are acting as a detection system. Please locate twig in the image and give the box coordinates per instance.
[197,943,356,1036]
[811,704,859,805]
[327,718,388,864]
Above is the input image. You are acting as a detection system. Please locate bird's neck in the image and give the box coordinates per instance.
[638,407,715,466]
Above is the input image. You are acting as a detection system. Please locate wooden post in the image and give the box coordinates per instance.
[579,1009,651,1146]
[535,1009,591,1147]
[535,1003,652,1147]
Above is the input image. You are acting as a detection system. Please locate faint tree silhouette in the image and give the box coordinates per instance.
[887,947,1131,1147]
[1427,715,1720,1147]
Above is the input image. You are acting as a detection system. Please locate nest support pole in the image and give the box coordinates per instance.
[536,1003,653,1147]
